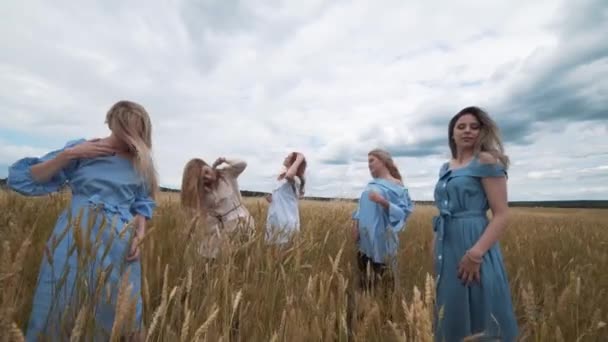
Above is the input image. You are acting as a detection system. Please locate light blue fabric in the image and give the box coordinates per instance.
[432,156,518,342]
[265,178,301,244]
[7,138,156,341]
[352,178,414,265]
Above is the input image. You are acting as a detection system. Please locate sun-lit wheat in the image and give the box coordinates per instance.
[0,190,607,341]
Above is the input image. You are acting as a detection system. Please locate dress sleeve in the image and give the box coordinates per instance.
[7,138,85,196]
[387,188,415,232]
[468,161,507,178]
[221,159,247,178]
[130,184,157,220]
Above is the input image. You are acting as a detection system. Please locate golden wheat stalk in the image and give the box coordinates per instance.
[193,305,220,341]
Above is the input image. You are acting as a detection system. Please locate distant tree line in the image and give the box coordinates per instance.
[1,178,606,208]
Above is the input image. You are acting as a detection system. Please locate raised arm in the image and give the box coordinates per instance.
[30,140,116,182]
[8,139,115,196]
[368,188,414,232]
[29,151,74,183]
[284,153,304,181]
[214,157,248,178]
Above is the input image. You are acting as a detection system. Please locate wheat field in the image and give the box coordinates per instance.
[0,190,607,341]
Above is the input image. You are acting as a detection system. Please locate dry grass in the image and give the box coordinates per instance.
[0,190,607,341]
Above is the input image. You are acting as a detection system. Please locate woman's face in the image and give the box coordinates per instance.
[452,113,481,150]
[201,165,217,183]
[368,154,386,178]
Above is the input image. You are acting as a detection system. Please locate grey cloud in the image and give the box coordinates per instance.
[380,0,607,159]
[2,0,606,201]
[574,151,608,159]
[384,136,446,158]
[180,0,256,34]
[321,157,354,165]
[551,0,608,38]
[487,0,608,136]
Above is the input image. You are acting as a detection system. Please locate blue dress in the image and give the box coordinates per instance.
[352,178,414,266]
[7,138,156,341]
[432,156,518,341]
[265,177,301,245]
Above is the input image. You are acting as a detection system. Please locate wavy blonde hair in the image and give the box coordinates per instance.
[449,106,510,168]
[180,158,209,213]
[368,148,403,182]
[105,100,159,197]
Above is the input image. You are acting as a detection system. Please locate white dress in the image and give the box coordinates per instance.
[265,176,301,245]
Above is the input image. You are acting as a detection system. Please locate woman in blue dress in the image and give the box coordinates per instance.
[351,148,414,292]
[7,100,158,341]
[265,152,306,246]
[432,106,518,341]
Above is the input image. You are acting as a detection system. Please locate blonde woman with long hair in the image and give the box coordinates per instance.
[7,100,158,340]
[432,106,518,341]
[351,148,414,293]
[180,156,255,259]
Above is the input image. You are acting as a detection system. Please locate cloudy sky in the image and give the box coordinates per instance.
[1,0,607,201]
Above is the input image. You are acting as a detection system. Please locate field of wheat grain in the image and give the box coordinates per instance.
[0,190,607,341]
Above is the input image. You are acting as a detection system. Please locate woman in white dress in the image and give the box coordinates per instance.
[180,156,255,259]
[265,152,307,246]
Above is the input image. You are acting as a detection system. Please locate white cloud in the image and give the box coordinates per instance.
[0,138,50,169]
[0,0,606,201]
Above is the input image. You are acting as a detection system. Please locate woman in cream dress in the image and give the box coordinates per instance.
[180,157,255,259]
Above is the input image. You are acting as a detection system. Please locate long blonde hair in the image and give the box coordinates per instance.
[105,100,159,197]
[180,158,212,214]
[180,157,230,214]
[449,106,510,168]
[368,148,403,182]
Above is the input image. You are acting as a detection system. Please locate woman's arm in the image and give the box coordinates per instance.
[215,157,248,177]
[468,153,509,258]
[30,140,116,182]
[29,151,73,183]
[284,154,304,180]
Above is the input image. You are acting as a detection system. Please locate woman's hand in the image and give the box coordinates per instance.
[457,248,483,286]
[265,194,272,203]
[62,140,117,160]
[126,234,141,262]
[368,191,385,204]
[30,140,116,183]
[212,157,226,169]
[127,216,146,262]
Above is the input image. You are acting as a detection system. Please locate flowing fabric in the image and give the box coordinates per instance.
[352,178,414,266]
[432,156,518,341]
[265,177,301,245]
[7,138,155,341]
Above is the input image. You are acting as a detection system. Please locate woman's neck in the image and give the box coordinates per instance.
[454,148,475,163]
[104,135,130,153]
[376,170,391,180]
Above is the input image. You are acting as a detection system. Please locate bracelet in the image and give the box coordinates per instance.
[465,250,483,264]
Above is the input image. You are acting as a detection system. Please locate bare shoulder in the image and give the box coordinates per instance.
[477,151,500,165]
